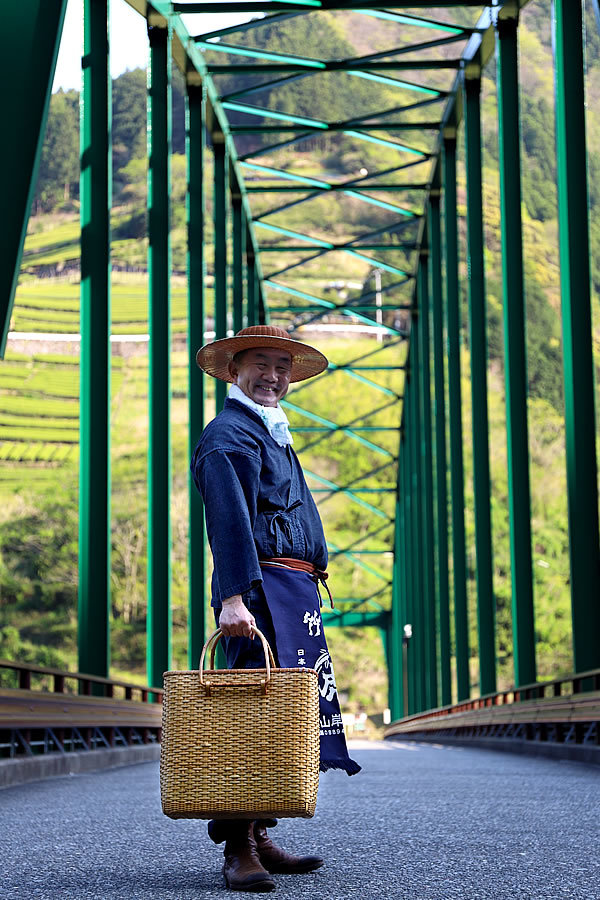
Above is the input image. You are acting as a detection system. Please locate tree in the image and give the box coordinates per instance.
[112,68,147,183]
[34,90,79,212]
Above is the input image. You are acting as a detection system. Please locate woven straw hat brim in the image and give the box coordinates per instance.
[196,334,328,383]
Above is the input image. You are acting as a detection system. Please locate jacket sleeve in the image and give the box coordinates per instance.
[193,447,263,604]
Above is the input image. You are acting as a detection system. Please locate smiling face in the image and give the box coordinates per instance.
[229,347,293,407]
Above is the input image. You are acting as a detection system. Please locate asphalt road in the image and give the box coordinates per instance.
[1,740,599,899]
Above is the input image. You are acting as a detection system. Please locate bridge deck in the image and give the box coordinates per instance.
[1,741,598,899]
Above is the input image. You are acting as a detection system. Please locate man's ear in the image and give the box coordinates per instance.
[228,360,238,382]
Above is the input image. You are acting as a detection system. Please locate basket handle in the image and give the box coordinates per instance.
[198,627,276,690]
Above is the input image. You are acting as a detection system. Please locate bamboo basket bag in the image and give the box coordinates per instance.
[160,627,320,820]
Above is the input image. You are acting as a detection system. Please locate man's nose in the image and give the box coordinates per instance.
[263,367,278,382]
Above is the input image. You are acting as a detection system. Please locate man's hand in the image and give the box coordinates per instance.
[219,594,256,638]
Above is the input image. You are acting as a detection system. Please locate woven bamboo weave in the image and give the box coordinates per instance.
[160,628,320,820]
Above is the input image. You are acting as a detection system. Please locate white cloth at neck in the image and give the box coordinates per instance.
[229,383,293,447]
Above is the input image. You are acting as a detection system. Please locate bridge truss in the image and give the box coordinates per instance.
[1,1,599,727]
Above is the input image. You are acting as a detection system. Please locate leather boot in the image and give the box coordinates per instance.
[254,823,324,874]
[223,822,276,892]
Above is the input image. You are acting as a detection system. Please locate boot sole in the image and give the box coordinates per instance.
[223,873,276,893]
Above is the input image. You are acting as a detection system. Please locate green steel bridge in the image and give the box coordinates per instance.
[1,0,599,762]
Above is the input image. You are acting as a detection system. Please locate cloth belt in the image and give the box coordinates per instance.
[259,557,334,608]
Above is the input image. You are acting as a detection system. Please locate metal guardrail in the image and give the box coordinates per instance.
[0,659,163,759]
[384,669,600,749]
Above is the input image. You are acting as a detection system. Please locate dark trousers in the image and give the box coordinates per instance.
[209,589,279,845]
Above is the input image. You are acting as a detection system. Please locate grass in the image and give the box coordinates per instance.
[11,280,208,335]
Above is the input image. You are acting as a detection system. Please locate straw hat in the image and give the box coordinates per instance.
[196,325,328,383]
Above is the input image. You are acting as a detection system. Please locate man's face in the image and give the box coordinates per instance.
[229,347,292,407]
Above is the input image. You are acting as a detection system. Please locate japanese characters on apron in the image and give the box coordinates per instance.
[260,448,361,777]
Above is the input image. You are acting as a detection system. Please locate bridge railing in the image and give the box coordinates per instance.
[0,659,162,760]
[385,668,600,756]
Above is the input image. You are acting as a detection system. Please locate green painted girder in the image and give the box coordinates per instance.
[222,61,446,105]
[255,182,420,244]
[262,214,418,257]
[357,36,467,63]
[322,611,390,629]
[246,185,428,193]
[258,191,417,218]
[148,1,268,307]
[230,123,441,133]
[296,407,402,457]
[264,281,404,337]
[353,10,468,33]
[323,355,402,393]
[266,247,414,283]
[220,67,447,107]
[282,398,394,456]
[224,100,328,128]
[304,468,391,521]
[197,7,467,41]
[209,60,459,74]
[259,244,415,251]
[294,425,400,434]
[330,548,392,554]
[335,522,394,556]
[229,104,431,157]
[1,0,68,356]
[313,458,396,494]
[282,278,414,331]
[257,225,414,274]
[174,1,484,10]
[332,365,407,371]
[194,10,305,41]
[199,29,460,72]
[273,307,408,316]
[327,540,390,582]
[240,161,331,188]
[314,488,394,493]
[78,0,110,682]
[291,340,405,395]
[330,585,389,612]
[239,112,435,158]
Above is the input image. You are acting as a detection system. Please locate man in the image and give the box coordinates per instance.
[191,325,360,893]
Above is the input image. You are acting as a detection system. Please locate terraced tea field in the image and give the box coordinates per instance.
[0,345,211,493]
[10,279,198,335]
[2,265,220,493]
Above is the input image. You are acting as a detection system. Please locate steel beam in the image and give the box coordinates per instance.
[417,258,437,711]
[186,83,207,668]
[390,492,404,719]
[322,612,389,629]
[443,135,469,702]
[464,73,496,696]
[147,24,172,688]
[174,2,483,12]
[213,138,228,412]
[429,194,451,706]
[0,0,68,356]
[247,245,258,325]
[78,0,111,682]
[409,325,426,712]
[496,13,536,687]
[232,196,245,333]
[553,0,600,673]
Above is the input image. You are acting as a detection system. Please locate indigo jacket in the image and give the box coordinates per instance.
[190,397,328,607]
